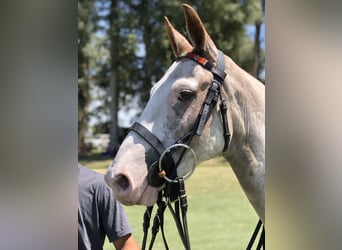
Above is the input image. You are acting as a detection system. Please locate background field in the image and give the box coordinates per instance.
[79,156,259,249]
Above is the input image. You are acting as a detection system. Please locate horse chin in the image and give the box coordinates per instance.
[136,185,159,206]
[114,183,159,207]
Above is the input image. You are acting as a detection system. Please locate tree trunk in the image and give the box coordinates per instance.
[140,0,154,103]
[107,0,119,155]
[252,20,262,79]
[78,59,91,155]
[108,68,119,154]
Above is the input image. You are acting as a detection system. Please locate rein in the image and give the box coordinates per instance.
[129,50,264,249]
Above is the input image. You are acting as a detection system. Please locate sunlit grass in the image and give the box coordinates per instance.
[79,154,112,170]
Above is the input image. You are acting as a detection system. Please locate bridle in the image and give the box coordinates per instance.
[131,50,229,188]
[129,50,264,249]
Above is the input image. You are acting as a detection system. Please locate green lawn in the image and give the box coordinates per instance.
[80,156,258,249]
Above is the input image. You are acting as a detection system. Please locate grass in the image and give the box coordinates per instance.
[80,156,259,249]
[79,154,113,170]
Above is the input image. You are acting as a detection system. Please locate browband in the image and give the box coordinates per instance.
[178,51,226,83]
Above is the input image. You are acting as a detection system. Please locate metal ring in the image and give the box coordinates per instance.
[158,143,197,183]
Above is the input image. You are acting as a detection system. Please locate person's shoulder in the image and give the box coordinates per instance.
[78,164,104,186]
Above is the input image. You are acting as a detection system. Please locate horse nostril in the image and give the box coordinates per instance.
[114,174,130,191]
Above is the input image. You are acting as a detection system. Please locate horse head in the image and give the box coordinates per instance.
[104,4,226,205]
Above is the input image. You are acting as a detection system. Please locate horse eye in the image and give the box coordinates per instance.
[178,90,194,101]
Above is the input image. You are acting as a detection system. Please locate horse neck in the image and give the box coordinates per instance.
[221,56,265,221]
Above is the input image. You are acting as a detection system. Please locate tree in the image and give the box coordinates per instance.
[78,0,94,155]
[242,0,265,80]
[78,0,265,155]
[96,0,140,154]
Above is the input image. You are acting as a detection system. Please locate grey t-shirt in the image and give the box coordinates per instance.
[78,165,132,250]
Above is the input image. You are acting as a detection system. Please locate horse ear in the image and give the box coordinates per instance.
[182,4,218,64]
[164,16,193,57]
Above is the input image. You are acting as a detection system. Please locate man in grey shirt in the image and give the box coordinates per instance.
[78,165,139,250]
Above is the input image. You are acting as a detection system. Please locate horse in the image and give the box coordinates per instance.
[105,3,265,231]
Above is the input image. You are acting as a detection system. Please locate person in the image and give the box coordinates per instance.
[78,164,140,250]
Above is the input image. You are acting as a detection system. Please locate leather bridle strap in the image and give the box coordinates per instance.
[130,122,166,156]
[168,178,190,249]
[246,219,265,250]
[130,122,177,187]
[149,199,168,250]
[141,206,153,250]
[177,50,230,152]
[145,178,191,250]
